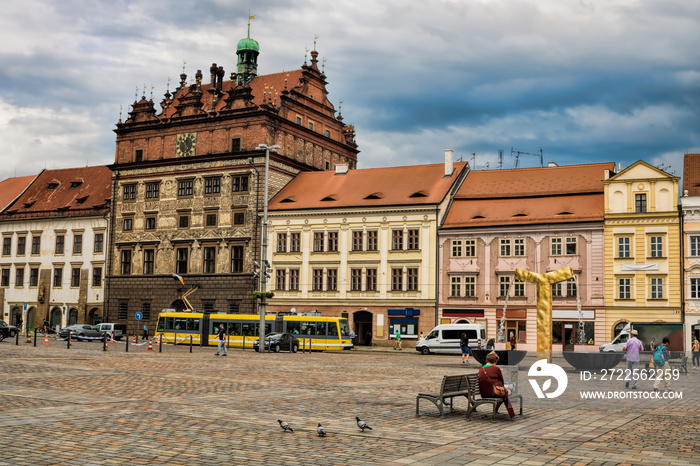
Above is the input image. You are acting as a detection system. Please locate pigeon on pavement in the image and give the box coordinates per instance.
[317,423,327,437]
[356,416,372,432]
[278,419,294,433]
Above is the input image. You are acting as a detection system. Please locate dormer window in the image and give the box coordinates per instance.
[70,181,83,188]
[321,196,336,202]
[364,193,383,200]
[280,198,295,203]
[76,196,89,205]
[23,201,35,208]
[409,191,428,198]
[48,183,59,190]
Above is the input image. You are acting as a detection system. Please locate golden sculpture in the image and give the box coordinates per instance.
[515,267,574,362]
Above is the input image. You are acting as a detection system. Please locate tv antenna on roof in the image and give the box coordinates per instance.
[511,147,543,168]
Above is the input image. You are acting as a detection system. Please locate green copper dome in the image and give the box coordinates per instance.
[237,37,259,52]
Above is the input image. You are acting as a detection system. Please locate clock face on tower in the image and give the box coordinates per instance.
[175,132,197,157]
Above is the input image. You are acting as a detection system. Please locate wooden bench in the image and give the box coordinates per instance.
[416,375,469,417]
[465,373,522,420]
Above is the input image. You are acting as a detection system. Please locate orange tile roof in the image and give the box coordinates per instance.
[683,153,700,196]
[0,175,36,211]
[5,166,112,216]
[442,194,605,228]
[455,162,615,199]
[443,162,614,228]
[268,162,468,210]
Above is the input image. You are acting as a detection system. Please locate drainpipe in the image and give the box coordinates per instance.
[104,170,118,322]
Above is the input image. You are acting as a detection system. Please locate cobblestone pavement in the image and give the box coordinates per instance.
[1,340,698,465]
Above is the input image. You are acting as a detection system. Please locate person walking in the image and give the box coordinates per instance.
[142,325,148,341]
[691,338,700,369]
[393,330,402,350]
[623,329,644,389]
[349,329,356,348]
[460,332,471,364]
[649,338,656,352]
[509,332,516,350]
[653,337,671,392]
[214,324,227,356]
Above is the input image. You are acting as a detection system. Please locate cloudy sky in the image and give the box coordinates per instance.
[1,0,698,182]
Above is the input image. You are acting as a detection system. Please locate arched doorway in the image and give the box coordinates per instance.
[26,307,36,331]
[353,310,373,346]
[50,307,62,330]
[88,308,102,325]
[11,306,22,328]
[68,308,79,325]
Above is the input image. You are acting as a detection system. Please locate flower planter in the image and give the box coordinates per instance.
[470,349,528,366]
[562,351,624,372]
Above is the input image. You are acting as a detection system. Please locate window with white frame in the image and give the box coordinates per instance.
[649,236,664,258]
[277,233,287,253]
[514,238,525,256]
[464,239,476,257]
[565,237,577,255]
[327,268,337,291]
[352,231,363,251]
[451,240,462,257]
[351,268,362,291]
[513,278,525,297]
[618,277,632,299]
[499,276,511,297]
[551,237,562,255]
[367,230,378,251]
[312,269,323,291]
[450,276,461,297]
[289,269,299,290]
[313,232,324,252]
[691,236,700,257]
[407,268,418,291]
[552,282,563,297]
[690,277,700,299]
[617,236,631,258]
[500,239,511,256]
[391,268,403,291]
[276,270,286,290]
[650,277,664,299]
[465,276,476,297]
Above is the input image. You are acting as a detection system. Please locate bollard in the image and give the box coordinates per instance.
[126,332,129,352]
[103,333,107,351]
[242,335,246,351]
[174,332,177,346]
[159,333,163,353]
[34,329,37,347]
[67,333,71,349]
[190,335,193,353]
[15,330,19,346]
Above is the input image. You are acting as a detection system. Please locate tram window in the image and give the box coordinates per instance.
[301,322,315,335]
[286,321,301,334]
[174,318,188,330]
[242,323,256,336]
[339,320,350,337]
[186,319,198,331]
[316,322,326,336]
[328,324,338,336]
[157,318,165,332]
[228,322,242,336]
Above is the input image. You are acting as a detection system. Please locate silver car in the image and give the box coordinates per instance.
[58,324,103,341]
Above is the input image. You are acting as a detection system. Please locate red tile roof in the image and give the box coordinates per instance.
[4,166,112,217]
[268,162,468,210]
[683,153,700,196]
[454,163,615,199]
[0,175,36,211]
[443,162,614,228]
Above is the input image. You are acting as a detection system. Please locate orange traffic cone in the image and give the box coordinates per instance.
[147,340,153,351]
[110,332,115,343]
[132,335,137,344]
[43,334,49,345]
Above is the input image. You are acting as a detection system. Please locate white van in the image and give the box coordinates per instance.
[415,323,485,355]
[96,323,127,341]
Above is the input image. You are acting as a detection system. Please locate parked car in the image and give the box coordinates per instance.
[95,323,126,341]
[58,324,104,341]
[0,320,18,341]
[253,332,299,353]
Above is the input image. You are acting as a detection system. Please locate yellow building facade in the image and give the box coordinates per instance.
[603,161,681,342]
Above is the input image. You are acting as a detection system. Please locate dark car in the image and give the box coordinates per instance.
[58,324,103,341]
[0,320,18,341]
[253,332,299,353]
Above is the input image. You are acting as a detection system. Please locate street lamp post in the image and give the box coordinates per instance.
[256,144,280,352]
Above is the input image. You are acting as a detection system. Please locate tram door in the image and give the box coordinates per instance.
[200,314,211,346]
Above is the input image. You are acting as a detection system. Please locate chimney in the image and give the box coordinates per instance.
[335,164,349,175]
[444,149,454,177]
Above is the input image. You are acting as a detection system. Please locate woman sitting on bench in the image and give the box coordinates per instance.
[477,351,516,419]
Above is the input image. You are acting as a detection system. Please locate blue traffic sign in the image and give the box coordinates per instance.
[134,312,143,321]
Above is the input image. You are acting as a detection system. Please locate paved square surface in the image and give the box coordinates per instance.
[1,340,698,465]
